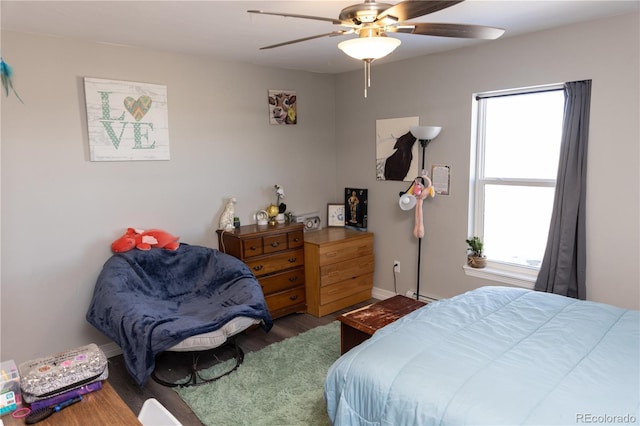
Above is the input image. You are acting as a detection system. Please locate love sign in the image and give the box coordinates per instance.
[84,78,170,161]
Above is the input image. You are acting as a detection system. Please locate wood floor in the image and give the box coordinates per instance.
[107,299,376,426]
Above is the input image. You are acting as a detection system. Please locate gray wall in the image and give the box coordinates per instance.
[0,31,337,363]
[335,13,639,310]
[2,11,638,365]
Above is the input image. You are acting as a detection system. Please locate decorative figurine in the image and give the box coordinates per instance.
[268,185,286,226]
[219,198,236,232]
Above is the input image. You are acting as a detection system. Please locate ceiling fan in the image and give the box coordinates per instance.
[248,1,505,97]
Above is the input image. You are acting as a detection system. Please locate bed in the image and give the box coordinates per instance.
[86,243,273,386]
[324,286,639,425]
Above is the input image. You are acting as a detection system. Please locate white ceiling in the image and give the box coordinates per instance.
[2,1,638,74]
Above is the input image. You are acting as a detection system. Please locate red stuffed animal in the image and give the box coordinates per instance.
[111,228,180,253]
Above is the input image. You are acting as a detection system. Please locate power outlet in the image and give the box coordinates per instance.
[393,261,400,273]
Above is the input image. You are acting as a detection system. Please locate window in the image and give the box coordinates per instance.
[468,85,565,286]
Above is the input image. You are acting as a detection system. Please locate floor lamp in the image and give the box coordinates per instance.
[409,125,442,300]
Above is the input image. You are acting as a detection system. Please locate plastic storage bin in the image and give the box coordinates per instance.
[0,360,21,416]
[138,398,182,426]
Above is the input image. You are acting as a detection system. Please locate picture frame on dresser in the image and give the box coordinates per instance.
[344,187,368,231]
[327,203,345,227]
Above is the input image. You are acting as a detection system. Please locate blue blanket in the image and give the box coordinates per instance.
[86,244,272,386]
[325,286,639,425]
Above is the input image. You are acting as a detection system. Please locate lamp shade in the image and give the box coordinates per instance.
[410,126,442,141]
[338,36,401,60]
[399,193,417,210]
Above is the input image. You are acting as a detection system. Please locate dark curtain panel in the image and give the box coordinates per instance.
[535,80,591,300]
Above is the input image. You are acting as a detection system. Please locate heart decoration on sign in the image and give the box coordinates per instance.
[124,95,152,121]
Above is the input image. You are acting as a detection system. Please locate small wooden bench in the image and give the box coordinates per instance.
[337,295,427,354]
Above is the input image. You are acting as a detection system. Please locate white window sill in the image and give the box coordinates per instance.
[462,264,536,290]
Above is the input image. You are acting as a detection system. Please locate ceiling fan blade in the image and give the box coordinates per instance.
[389,22,505,39]
[248,10,349,26]
[377,1,464,23]
[259,30,353,50]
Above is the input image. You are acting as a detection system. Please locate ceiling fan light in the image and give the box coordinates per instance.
[338,36,401,61]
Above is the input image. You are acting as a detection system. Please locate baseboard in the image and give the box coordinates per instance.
[404,290,439,303]
[371,286,397,300]
[101,342,122,359]
[371,286,439,303]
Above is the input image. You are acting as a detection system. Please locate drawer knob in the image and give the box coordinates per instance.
[253,265,264,271]
[293,237,300,242]
[288,257,297,263]
[250,246,258,251]
[326,251,338,257]
[271,242,280,248]
[288,276,298,282]
[290,295,298,301]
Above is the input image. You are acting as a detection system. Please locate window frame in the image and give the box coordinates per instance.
[466,84,565,288]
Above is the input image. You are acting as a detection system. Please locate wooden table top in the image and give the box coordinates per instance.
[303,227,372,246]
[2,381,140,426]
[337,295,427,336]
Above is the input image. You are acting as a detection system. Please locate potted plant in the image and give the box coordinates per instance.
[466,236,487,268]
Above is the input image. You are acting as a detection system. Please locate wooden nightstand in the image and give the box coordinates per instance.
[337,295,426,354]
[217,223,306,319]
[304,228,374,317]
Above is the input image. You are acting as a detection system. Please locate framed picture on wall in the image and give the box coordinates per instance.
[432,165,451,195]
[84,77,170,161]
[268,89,297,125]
[327,204,345,227]
[344,188,368,231]
[375,116,419,181]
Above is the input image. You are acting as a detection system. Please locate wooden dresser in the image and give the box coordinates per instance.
[304,228,374,317]
[217,223,306,319]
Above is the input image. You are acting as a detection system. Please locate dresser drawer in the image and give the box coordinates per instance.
[241,237,263,258]
[288,230,304,249]
[243,230,303,257]
[320,273,373,305]
[318,235,373,266]
[320,254,374,287]
[265,286,306,313]
[260,267,305,295]
[263,233,288,254]
[246,248,304,277]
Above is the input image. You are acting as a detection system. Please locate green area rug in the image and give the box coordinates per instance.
[176,321,340,426]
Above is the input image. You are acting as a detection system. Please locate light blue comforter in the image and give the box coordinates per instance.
[325,286,640,425]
